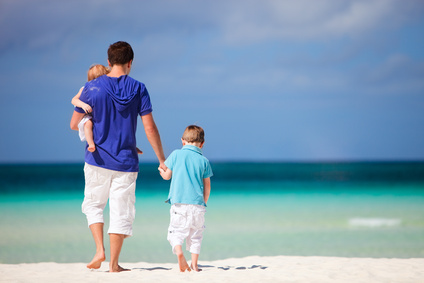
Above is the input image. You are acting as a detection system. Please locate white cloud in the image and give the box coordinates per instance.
[361,54,424,95]
[216,0,424,44]
[2,0,423,52]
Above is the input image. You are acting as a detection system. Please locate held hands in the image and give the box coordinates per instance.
[158,165,172,180]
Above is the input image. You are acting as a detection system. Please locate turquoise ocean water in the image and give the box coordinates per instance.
[0,162,423,264]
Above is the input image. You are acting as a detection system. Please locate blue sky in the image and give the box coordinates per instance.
[0,0,423,163]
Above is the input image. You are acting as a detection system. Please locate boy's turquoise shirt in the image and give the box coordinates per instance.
[165,145,213,206]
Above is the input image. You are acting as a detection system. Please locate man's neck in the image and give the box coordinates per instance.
[107,63,131,78]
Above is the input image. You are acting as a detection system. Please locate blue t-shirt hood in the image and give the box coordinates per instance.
[98,75,140,111]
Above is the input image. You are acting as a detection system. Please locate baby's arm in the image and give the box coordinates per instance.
[203,177,211,204]
[71,87,92,114]
[158,167,172,180]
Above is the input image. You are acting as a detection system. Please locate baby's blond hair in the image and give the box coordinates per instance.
[87,64,109,81]
[182,125,205,143]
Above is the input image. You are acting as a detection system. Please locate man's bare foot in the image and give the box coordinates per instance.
[109,265,131,272]
[190,264,202,272]
[86,252,105,269]
[177,253,191,272]
[88,144,96,152]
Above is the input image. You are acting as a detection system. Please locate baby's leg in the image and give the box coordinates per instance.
[174,245,191,272]
[84,119,96,152]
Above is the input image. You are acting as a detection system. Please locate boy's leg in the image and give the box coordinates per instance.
[86,223,106,269]
[174,245,191,272]
[167,204,192,272]
[187,229,203,272]
[186,205,205,271]
[84,119,96,152]
[191,253,201,272]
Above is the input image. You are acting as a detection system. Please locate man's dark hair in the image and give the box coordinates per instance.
[108,41,134,66]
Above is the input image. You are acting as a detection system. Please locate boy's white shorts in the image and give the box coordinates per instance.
[167,204,206,255]
[78,115,92,142]
[82,163,138,237]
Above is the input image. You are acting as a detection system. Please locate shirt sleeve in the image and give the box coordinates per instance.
[139,85,153,116]
[203,160,213,179]
[74,106,85,113]
[164,150,177,171]
[74,85,89,113]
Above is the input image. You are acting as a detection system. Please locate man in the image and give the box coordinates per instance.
[70,41,166,272]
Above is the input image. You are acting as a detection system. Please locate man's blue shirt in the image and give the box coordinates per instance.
[75,75,152,172]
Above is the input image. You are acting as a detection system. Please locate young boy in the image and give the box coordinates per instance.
[159,125,213,272]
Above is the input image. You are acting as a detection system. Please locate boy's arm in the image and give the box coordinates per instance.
[71,87,92,114]
[203,177,211,204]
[158,167,172,180]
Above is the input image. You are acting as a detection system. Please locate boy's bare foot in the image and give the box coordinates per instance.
[88,144,96,152]
[177,253,191,272]
[86,252,105,269]
[190,264,202,272]
[109,265,130,272]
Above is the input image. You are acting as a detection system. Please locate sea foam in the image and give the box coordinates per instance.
[348,217,401,228]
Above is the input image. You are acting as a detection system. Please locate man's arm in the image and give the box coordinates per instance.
[203,177,211,204]
[141,113,166,169]
[70,110,85,131]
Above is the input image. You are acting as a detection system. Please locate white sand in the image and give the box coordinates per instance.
[1,256,423,283]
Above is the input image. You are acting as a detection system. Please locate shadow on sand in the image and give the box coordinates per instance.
[132,267,172,271]
[131,264,268,272]
[217,265,268,271]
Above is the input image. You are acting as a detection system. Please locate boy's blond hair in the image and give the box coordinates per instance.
[87,64,109,81]
[182,125,205,143]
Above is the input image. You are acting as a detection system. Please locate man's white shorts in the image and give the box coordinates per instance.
[82,163,138,237]
[78,115,92,142]
[167,204,206,255]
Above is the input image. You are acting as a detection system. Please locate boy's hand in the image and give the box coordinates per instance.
[158,166,172,180]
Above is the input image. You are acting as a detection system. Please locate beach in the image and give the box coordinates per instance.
[1,256,423,283]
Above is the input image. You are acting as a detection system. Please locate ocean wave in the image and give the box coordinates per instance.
[348,217,401,228]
